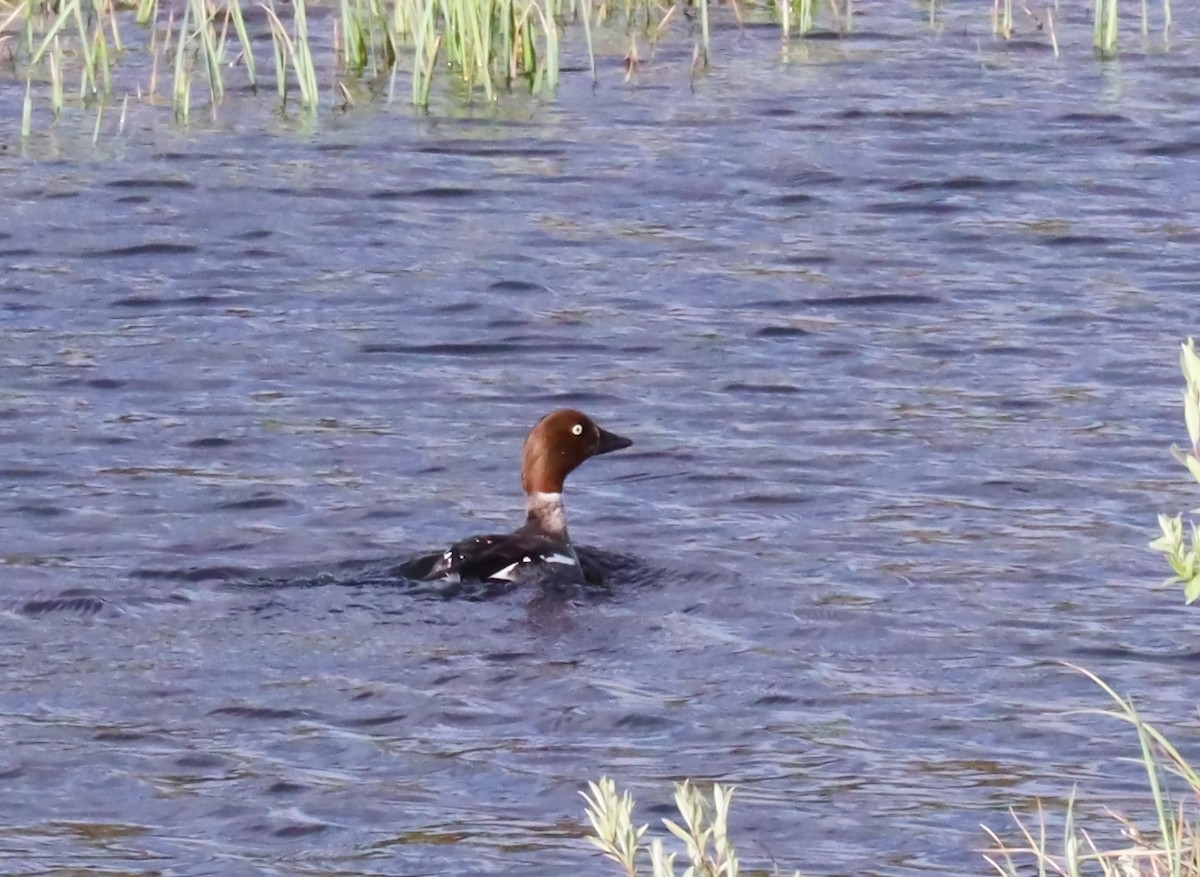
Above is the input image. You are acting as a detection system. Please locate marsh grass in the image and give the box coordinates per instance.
[984,664,1200,877]
[1089,0,1171,53]
[5,0,578,123]
[0,0,1186,132]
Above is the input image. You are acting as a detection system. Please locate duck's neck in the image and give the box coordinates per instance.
[524,491,568,538]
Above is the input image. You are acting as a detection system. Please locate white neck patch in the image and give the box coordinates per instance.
[526,491,567,535]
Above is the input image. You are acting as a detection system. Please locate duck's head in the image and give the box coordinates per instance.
[520,409,632,495]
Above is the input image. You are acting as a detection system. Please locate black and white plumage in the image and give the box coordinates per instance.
[402,409,632,587]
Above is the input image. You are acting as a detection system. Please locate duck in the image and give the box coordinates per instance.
[406,409,632,586]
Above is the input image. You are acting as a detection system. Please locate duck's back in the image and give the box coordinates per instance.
[408,530,583,584]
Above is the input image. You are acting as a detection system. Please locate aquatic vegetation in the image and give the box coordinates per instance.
[1094,0,1118,54]
[1149,338,1200,604]
[1091,0,1172,54]
[984,664,1200,877]
[991,0,1012,39]
[1,0,691,120]
[778,0,814,39]
[581,776,804,877]
[0,0,1183,131]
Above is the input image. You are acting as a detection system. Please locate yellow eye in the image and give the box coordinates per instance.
[571,423,584,436]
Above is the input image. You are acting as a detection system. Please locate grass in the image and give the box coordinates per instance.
[1,0,1182,134]
[984,664,1200,877]
[3,0,595,123]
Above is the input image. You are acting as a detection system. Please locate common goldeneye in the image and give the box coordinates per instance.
[405,409,632,586]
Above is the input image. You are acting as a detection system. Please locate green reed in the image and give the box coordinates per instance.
[779,0,814,40]
[339,0,400,76]
[21,75,32,137]
[1094,0,1118,53]
[173,0,191,117]
[340,0,367,69]
[48,36,62,115]
[263,0,319,108]
[29,0,98,94]
[544,0,559,88]
[195,0,224,103]
[992,0,1013,38]
[135,0,155,27]
[227,0,256,88]
[162,0,254,121]
[1143,0,1172,39]
[293,0,319,103]
[409,0,439,106]
[577,0,595,82]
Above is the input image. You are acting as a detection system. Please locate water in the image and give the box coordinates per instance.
[4,5,1200,874]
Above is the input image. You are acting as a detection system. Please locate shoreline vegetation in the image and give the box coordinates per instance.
[983,665,1200,877]
[1150,338,1200,605]
[0,0,1177,134]
[583,776,788,877]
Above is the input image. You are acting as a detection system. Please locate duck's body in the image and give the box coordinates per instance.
[410,409,632,585]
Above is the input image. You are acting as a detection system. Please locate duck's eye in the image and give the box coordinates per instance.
[571,423,584,436]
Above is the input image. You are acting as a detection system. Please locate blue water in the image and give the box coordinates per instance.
[3,4,1200,874]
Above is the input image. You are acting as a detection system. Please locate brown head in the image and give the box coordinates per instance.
[519,409,632,496]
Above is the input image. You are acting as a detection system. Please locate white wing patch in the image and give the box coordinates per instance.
[490,557,533,582]
[488,551,579,582]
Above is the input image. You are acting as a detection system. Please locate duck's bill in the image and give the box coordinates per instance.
[595,427,633,455]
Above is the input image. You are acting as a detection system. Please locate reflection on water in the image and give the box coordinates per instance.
[5,7,1200,875]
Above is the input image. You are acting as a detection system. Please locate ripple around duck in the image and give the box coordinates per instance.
[218,545,679,603]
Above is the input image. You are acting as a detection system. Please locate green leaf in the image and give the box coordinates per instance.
[1171,444,1190,467]
[1181,338,1200,388]
[1150,514,1181,553]
[663,818,691,846]
[649,839,677,877]
[1186,577,1200,604]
